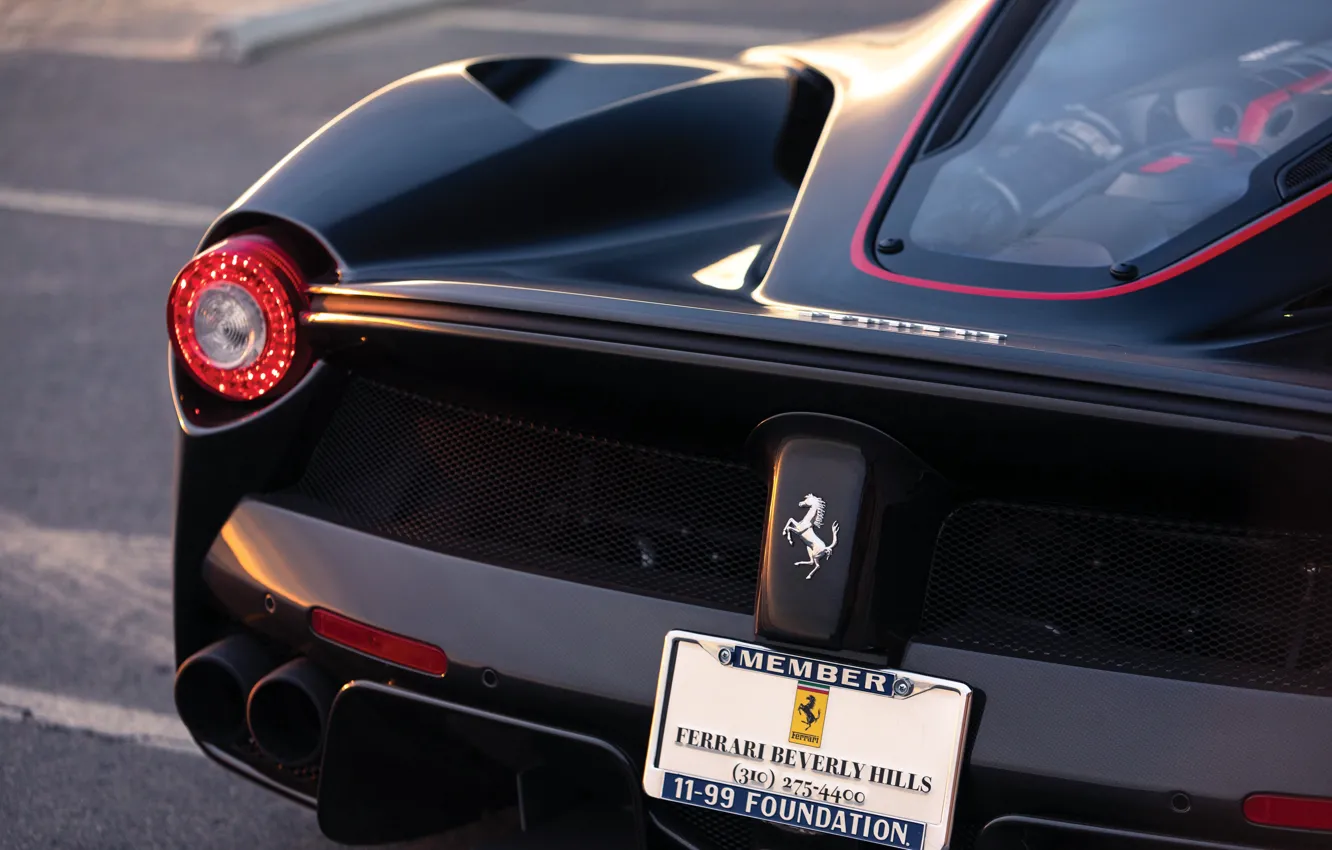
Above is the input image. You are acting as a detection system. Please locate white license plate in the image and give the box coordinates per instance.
[643,631,971,850]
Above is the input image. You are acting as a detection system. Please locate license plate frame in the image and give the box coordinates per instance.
[642,631,971,850]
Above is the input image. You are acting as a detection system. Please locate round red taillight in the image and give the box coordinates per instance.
[167,234,307,401]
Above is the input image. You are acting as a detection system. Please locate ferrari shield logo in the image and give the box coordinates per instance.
[788,680,829,748]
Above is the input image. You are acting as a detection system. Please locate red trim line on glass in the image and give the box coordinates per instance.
[1238,89,1291,144]
[849,5,994,284]
[849,9,1332,300]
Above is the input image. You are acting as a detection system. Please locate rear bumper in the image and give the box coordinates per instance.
[206,499,752,708]
[191,499,1332,849]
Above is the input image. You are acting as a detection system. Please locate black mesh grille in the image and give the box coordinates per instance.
[946,819,981,850]
[290,378,767,612]
[1281,138,1332,198]
[919,501,1332,693]
[653,801,756,850]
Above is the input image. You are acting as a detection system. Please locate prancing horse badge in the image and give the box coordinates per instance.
[781,494,839,580]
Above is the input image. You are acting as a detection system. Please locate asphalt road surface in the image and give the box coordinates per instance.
[0,1,927,847]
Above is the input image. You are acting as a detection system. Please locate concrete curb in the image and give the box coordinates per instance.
[199,0,469,62]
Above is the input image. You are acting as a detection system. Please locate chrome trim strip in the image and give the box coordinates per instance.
[305,283,1009,343]
[298,311,1314,439]
[303,312,461,332]
[305,284,409,299]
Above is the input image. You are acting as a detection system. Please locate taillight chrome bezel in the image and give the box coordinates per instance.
[167,233,309,402]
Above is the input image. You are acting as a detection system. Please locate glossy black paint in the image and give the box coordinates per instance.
[168,358,344,664]
[189,0,1332,415]
[757,435,867,644]
[211,55,817,306]
[751,413,946,650]
[166,0,1332,845]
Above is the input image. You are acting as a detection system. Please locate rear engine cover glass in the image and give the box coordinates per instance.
[907,0,1332,268]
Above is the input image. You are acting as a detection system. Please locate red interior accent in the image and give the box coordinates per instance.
[849,8,1332,300]
[1238,69,1332,144]
[1139,154,1193,174]
[1238,89,1291,144]
[310,608,448,676]
[1244,793,1332,831]
[1288,68,1332,95]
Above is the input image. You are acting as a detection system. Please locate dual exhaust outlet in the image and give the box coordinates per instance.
[174,634,337,766]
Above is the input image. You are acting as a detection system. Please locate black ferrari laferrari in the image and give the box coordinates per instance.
[166,1,1332,848]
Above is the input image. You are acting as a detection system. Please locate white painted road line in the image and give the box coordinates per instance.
[0,186,219,229]
[0,510,174,664]
[426,8,812,47]
[1,4,812,61]
[0,682,197,755]
[0,34,202,62]
[205,0,472,62]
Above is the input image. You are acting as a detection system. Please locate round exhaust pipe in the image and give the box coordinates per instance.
[247,658,338,766]
[174,634,275,747]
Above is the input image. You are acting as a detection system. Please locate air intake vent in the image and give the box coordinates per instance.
[1279,137,1332,199]
[1281,283,1332,314]
[285,378,767,612]
[918,501,1332,693]
[468,57,713,130]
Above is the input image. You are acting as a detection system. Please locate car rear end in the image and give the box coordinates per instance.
[165,0,1332,846]
[167,269,1332,848]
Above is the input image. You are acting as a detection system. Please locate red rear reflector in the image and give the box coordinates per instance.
[1245,794,1332,831]
[310,609,447,676]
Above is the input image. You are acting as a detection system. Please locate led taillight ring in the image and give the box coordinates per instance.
[167,234,308,402]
